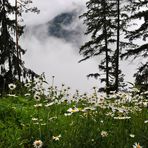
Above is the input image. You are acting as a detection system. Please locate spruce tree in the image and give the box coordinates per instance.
[0,0,39,95]
[115,0,120,92]
[79,0,131,94]
[122,0,148,90]
[79,0,117,95]
[134,62,148,91]
[122,0,148,59]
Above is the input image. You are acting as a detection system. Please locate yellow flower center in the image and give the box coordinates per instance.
[137,144,141,148]
[35,141,41,146]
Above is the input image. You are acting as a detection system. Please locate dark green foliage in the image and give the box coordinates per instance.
[79,0,130,94]
[79,0,117,95]
[134,62,148,91]
[0,0,24,92]
[1,96,148,148]
[121,0,148,88]
[0,0,39,95]
[122,0,148,59]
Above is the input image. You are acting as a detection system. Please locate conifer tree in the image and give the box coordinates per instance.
[79,0,117,95]
[122,0,148,90]
[134,62,148,91]
[0,0,39,95]
[122,0,148,59]
[79,0,131,94]
[115,0,120,92]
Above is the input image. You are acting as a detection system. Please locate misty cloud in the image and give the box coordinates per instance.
[20,0,102,93]
[22,0,86,25]
[19,0,141,93]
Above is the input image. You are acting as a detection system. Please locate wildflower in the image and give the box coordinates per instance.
[8,83,16,90]
[82,107,96,112]
[52,134,61,141]
[41,123,46,126]
[20,123,25,127]
[7,94,17,97]
[34,94,41,101]
[130,134,135,138]
[64,113,72,116]
[114,116,131,120]
[106,112,114,117]
[142,102,148,107]
[67,107,79,113]
[32,118,38,121]
[34,104,42,108]
[45,102,54,107]
[100,120,104,123]
[24,93,31,97]
[33,122,39,125]
[12,106,16,110]
[24,83,31,88]
[144,120,148,123]
[33,140,43,148]
[101,131,108,137]
[133,142,142,148]
[93,86,96,90]
[49,116,57,121]
[132,88,140,93]
[143,91,148,94]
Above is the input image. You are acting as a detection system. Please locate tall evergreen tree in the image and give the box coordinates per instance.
[133,62,148,91]
[122,0,148,89]
[15,0,39,81]
[79,0,118,95]
[0,0,39,95]
[0,0,24,87]
[115,0,120,92]
[122,0,148,59]
[79,0,131,94]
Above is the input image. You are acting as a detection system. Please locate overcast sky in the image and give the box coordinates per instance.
[19,0,101,93]
[19,0,141,93]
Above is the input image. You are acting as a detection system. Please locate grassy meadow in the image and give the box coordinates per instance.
[0,76,148,148]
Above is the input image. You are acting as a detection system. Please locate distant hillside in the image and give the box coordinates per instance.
[24,11,84,46]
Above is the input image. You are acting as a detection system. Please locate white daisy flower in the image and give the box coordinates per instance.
[34,94,41,101]
[24,93,31,97]
[130,134,135,138]
[24,83,31,88]
[144,120,148,123]
[32,118,38,121]
[44,102,54,107]
[52,134,61,141]
[133,142,142,148]
[8,83,16,90]
[7,94,17,97]
[33,140,43,148]
[34,104,42,108]
[114,116,131,120]
[64,113,72,116]
[101,131,108,137]
[67,107,79,113]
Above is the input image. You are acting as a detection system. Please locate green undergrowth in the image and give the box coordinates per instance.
[0,96,148,148]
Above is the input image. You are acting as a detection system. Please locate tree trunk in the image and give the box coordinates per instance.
[115,0,120,92]
[102,0,109,96]
[15,0,21,81]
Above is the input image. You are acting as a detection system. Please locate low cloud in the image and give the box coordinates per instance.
[22,0,87,25]
[20,0,140,93]
[21,34,100,93]
[20,0,100,93]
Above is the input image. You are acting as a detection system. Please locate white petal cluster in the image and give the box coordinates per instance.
[33,140,43,148]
